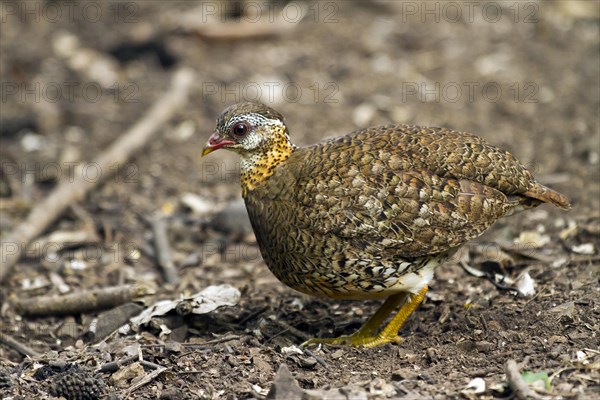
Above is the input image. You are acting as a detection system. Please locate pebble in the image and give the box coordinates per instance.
[181,192,216,215]
[211,200,252,234]
[571,243,595,255]
[352,103,376,127]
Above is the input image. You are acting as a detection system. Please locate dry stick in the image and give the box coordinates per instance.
[85,302,144,343]
[302,348,327,367]
[505,359,542,400]
[13,284,151,316]
[151,217,178,285]
[99,355,139,373]
[0,68,195,283]
[0,333,42,358]
[126,366,167,397]
[181,334,241,350]
[267,316,311,341]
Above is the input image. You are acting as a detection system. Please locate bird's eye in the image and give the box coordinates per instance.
[231,122,249,138]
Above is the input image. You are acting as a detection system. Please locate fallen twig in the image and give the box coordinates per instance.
[302,348,328,367]
[125,365,167,397]
[267,316,311,341]
[151,216,179,285]
[28,229,99,253]
[0,333,42,358]
[0,68,195,283]
[13,284,152,316]
[139,359,164,370]
[84,302,144,343]
[200,334,241,347]
[505,359,542,399]
[99,355,139,373]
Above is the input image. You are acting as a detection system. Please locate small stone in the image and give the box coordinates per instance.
[352,103,376,126]
[160,387,189,400]
[391,368,419,381]
[548,301,576,318]
[266,364,304,400]
[211,200,252,235]
[252,356,274,375]
[516,272,536,297]
[426,348,437,361]
[21,132,45,152]
[457,340,477,352]
[164,341,184,353]
[331,349,344,359]
[548,335,568,345]
[571,243,595,255]
[464,377,486,394]
[475,341,495,353]
[181,193,216,215]
[281,345,303,356]
[297,356,318,369]
[110,362,144,388]
[515,231,550,248]
[170,120,196,141]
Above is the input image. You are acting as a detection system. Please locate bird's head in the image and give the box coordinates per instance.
[202,102,296,193]
[202,102,291,157]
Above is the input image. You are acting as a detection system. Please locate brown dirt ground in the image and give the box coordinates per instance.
[1,1,599,399]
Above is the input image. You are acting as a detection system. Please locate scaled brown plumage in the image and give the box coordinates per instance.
[202,102,571,348]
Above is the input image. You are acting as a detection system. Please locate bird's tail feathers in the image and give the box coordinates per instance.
[522,183,571,210]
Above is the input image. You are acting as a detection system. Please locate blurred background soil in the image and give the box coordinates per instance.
[1,1,599,399]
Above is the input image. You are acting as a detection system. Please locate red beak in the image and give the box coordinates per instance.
[202,131,235,156]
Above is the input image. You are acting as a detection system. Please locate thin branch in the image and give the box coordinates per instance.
[0,333,42,358]
[0,68,195,282]
[125,365,167,397]
[505,359,542,400]
[151,216,179,285]
[13,284,151,316]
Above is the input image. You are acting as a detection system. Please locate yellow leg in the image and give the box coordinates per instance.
[302,286,428,348]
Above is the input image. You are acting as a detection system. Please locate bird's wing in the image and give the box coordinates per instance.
[285,126,534,258]
[292,167,515,258]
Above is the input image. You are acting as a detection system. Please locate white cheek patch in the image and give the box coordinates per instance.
[226,113,284,151]
[241,131,263,150]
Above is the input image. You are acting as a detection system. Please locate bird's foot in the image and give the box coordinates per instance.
[301,332,402,349]
[301,286,428,349]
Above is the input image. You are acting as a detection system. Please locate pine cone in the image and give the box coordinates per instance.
[0,367,12,389]
[47,367,106,400]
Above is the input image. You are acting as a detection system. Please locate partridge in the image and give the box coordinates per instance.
[202,102,571,348]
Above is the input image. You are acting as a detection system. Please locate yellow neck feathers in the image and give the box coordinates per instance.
[240,126,295,196]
